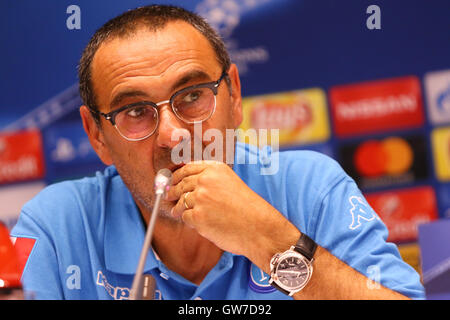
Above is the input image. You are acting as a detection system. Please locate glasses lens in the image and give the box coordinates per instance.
[115,104,158,140]
[172,87,215,123]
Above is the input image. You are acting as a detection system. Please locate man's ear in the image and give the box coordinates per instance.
[80,106,113,166]
[227,63,243,128]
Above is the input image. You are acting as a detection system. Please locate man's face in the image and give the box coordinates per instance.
[88,20,242,217]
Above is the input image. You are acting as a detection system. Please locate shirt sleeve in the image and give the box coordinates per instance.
[10,210,65,300]
[310,175,425,300]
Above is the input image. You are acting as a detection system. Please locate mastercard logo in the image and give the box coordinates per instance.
[354,137,414,177]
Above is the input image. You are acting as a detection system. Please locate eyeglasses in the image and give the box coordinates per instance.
[88,71,228,141]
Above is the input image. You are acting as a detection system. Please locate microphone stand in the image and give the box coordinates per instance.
[130,169,172,300]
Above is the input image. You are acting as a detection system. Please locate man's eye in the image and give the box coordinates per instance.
[182,91,202,103]
[126,107,146,117]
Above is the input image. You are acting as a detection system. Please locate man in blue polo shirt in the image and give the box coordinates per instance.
[11,5,424,300]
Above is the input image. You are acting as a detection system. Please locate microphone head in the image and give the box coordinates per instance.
[157,168,172,180]
[154,169,173,194]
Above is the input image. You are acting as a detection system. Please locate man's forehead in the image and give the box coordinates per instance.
[89,20,222,108]
[92,20,218,72]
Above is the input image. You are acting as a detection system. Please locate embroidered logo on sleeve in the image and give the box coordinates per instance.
[348,196,378,230]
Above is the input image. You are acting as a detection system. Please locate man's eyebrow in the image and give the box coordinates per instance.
[109,70,212,110]
[170,70,212,92]
[110,90,149,111]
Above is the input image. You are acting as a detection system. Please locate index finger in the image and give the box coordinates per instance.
[171,160,222,185]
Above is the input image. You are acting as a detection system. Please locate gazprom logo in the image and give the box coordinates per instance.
[248,264,276,293]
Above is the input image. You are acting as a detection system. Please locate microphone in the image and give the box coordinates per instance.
[130,169,172,300]
[154,168,172,195]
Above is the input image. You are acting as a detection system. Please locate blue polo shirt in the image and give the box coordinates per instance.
[11,142,425,300]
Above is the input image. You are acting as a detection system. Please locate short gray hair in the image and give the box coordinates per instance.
[78,4,231,124]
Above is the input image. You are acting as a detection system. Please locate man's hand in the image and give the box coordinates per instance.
[166,160,300,270]
[165,161,411,300]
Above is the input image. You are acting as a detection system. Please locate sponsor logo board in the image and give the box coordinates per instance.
[338,134,428,190]
[329,76,424,137]
[240,88,330,146]
[0,130,45,184]
[431,127,450,182]
[424,69,450,125]
[365,186,438,243]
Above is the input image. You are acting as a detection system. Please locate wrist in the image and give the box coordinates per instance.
[247,215,301,275]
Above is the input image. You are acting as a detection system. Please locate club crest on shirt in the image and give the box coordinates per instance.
[248,263,276,293]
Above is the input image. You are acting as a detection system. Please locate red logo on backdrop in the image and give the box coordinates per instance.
[0,130,45,184]
[329,76,424,137]
[365,186,438,243]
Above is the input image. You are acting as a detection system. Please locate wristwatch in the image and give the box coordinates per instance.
[269,233,317,296]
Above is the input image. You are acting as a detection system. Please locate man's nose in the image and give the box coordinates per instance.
[155,105,190,149]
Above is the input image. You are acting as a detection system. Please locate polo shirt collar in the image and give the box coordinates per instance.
[104,168,159,275]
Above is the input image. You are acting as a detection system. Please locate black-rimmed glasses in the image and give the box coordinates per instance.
[88,71,228,141]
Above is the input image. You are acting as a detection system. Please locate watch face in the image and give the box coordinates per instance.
[276,253,311,290]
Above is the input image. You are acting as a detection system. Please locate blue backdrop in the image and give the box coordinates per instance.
[1,0,450,239]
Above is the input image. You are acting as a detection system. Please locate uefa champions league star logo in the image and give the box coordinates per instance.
[195,0,271,74]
